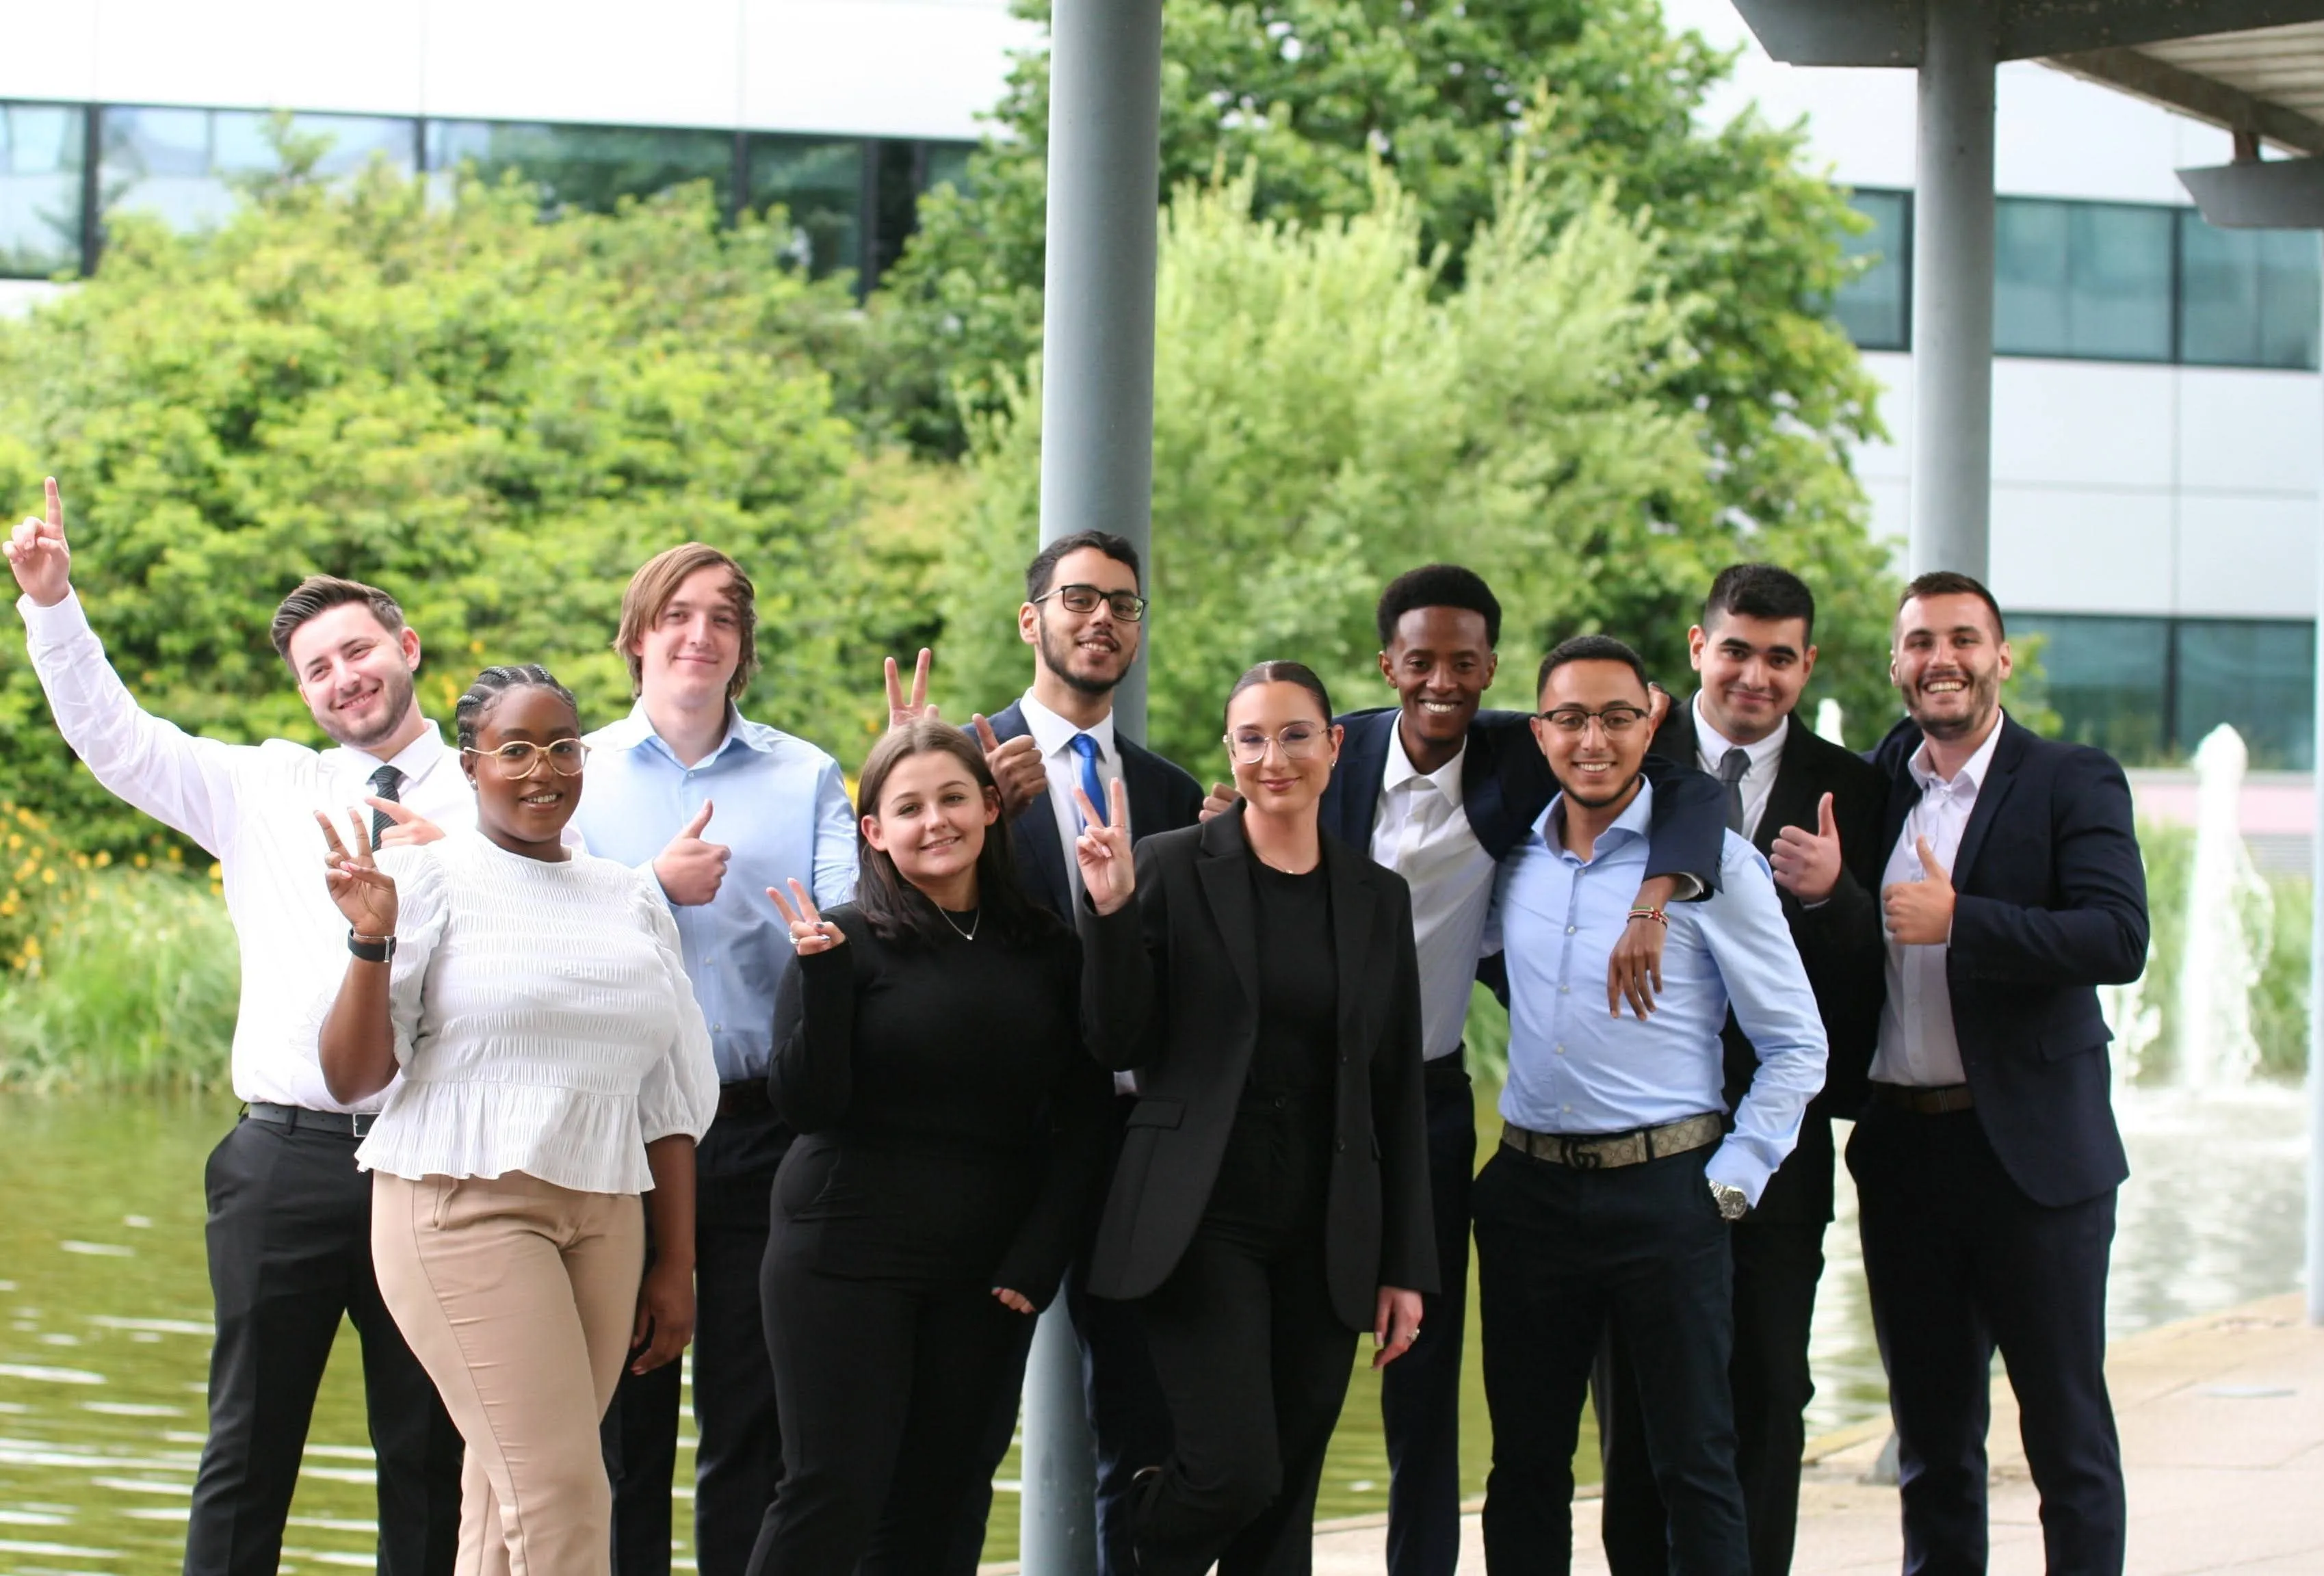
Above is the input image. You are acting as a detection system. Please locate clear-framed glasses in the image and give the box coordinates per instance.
[1032,583,1149,622]
[462,739,592,777]
[1225,723,1327,765]
[1537,705,1651,738]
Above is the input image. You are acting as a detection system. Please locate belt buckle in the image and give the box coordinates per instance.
[1565,1139,1604,1172]
[350,1112,376,1139]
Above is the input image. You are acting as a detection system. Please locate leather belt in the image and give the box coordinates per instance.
[1500,1112,1722,1170]
[246,1101,376,1139]
[717,1080,772,1120]
[1870,1081,1976,1115]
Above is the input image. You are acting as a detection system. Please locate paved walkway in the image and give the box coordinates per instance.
[1311,1291,2324,1574]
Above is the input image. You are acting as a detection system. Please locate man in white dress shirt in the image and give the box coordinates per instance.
[8,480,463,1576]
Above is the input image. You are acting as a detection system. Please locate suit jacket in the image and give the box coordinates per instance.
[1322,707,1727,883]
[1868,713,2148,1208]
[984,699,1208,917]
[1078,806,1436,1330]
[1650,700,1886,1224]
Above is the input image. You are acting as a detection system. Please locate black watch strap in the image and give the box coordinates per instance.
[348,929,395,964]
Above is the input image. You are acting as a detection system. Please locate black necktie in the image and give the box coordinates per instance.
[369,765,403,848]
[1719,747,1750,837]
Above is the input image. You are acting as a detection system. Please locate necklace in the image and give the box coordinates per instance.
[939,906,981,943]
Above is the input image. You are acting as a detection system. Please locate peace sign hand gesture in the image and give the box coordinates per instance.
[883,648,941,730]
[1073,778,1135,916]
[315,809,399,938]
[770,878,846,955]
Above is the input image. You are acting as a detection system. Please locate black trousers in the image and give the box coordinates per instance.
[185,1113,463,1576]
[1473,1142,1747,1576]
[605,1094,789,1576]
[1381,1059,1475,1576]
[1597,1217,1825,1576]
[744,1259,1036,1576]
[939,1098,1174,1576]
[1849,1104,2124,1576]
[1130,1100,1357,1576]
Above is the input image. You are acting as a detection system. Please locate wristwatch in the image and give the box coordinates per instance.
[1708,1179,1749,1222]
[348,929,396,964]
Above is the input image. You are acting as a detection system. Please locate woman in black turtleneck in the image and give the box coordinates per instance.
[746,721,1114,1576]
[1074,660,1434,1576]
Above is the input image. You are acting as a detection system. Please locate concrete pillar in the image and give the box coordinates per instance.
[1909,0,1998,580]
[2311,367,2324,1327]
[1023,2,1166,1570]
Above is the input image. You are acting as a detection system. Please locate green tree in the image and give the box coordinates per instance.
[0,154,937,854]
[876,0,1885,537]
[939,163,1897,769]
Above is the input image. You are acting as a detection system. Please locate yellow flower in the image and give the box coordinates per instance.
[5,833,20,851]
[133,853,149,869]
[94,850,112,868]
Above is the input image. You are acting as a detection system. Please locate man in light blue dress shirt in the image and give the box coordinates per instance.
[1474,635,1826,1576]
[580,544,856,1576]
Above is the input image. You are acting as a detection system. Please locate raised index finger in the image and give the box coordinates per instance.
[909,648,932,711]
[314,809,351,861]
[1108,774,1130,837]
[787,878,822,927]
[44,477,62,536]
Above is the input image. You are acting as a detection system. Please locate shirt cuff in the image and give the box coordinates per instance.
[16,586,88,645]
[1703,1140,1771,1209]
[1664,874,1706,903]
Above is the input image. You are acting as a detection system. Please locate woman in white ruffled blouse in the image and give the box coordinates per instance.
[315,664,718,1576]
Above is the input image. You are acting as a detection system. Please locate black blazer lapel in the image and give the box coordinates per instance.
[1948,720,2028,886]
[1121,741,1175,847]
[1758,726,1825,858]
[1327,711,1396,850]
[1321,835,1379,1055]
[1195,808,1262,1012]
[987,700,1073,915]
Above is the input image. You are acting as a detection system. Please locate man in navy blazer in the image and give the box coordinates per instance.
[934,529,1204,1576]
[1300,565,1727,1576]
[1852,571,2147,1576]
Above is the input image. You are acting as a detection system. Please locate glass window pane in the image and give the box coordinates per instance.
[1996,198,2170,361]
[0,103,85,278]
[1833,188,1909,351]
[2015,615,2171,764]
[2174,620,2315,771]
[748,135,862,278]
[104,107,414,233]
[921,141,974,197]
[2180,213,2322,371]
[427,119,732,216]
[2256,228,2321,371]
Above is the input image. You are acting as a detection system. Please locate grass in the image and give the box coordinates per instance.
[0,869,238,1091]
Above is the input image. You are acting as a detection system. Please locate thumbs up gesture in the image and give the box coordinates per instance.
[654,801,731,906]
[1881,837,1955,945]
[1770,791,1844,903]
[974,713,1047,819]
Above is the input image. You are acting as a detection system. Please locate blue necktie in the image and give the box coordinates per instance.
[1070,733,1108,828]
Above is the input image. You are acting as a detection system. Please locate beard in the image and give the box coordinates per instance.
[1037,620,1132,698]
[317,664,418,752]
[1912,668,2001,741]
[1561,765,1643,811]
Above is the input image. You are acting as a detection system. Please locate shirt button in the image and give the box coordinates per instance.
[1554,1045,1565,1055]
[1558,984,1569,995]
[1561,1103,1573,1114]
[1565,925,1577,935]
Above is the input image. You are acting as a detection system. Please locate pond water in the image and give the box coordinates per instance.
[0,1082,2307,1571]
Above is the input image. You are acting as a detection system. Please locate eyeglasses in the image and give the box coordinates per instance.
[1537,705,1651,737]
[462,739,592,776]
[1225,724,1327,765]
[1033,583,1149,622]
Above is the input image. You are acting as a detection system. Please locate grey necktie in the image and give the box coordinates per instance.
[369,765,403,848]
[1719,747,1750,836]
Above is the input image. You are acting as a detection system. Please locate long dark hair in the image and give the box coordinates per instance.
[852,722,1056,947]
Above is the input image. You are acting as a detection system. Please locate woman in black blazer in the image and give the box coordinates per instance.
[747,721,1116,1576]
[1075,660,1434,1576]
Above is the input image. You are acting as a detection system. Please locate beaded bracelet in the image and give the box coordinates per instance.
[1626,906,1668,926]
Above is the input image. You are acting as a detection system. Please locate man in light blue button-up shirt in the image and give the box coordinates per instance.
[579,544,855,1576]
[1473,635,1825,1576]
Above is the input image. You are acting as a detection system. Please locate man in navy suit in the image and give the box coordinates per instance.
[1303,565,1727,1576]
[934,529,1205,1576]
[1853,570,2147,1576]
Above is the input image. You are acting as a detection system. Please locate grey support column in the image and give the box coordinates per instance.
[1909,0,1998,580]
[1023,2,1167,1571]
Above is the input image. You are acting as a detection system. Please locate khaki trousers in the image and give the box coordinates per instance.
[374,1170,644,1576]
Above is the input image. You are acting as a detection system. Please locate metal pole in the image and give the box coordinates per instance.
[1024,1,1166,1570]
[2310,289,2324,1326]
[1909,0,1998,579]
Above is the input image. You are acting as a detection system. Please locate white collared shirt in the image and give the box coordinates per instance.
[18,590,477,1112]
[1369,729,1496,1061]
[1871,713,2007,1088]
[1693,695,1788,843]
[1017,689,1122,901]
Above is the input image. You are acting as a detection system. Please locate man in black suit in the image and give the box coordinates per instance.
[935,528,1205,1576]
[1597,564,1886,1576]
[1853,570,2147,1576]
[1301,565,1728,1576]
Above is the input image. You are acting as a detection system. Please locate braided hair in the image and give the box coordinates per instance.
[454,664,579,752]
